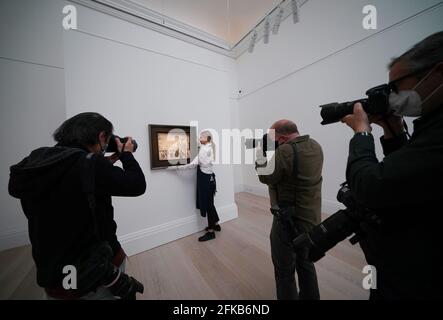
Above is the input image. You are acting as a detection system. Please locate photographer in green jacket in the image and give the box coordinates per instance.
[256,120,323,300]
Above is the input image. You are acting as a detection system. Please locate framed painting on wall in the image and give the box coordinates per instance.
[149,124,196,169]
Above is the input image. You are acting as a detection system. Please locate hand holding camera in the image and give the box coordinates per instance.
[255,142,267,166]
[369,113,405,139]
[116,136,136,153]
[107,135,138,154]
[341,103,372,133]
[106,153,120,164]
[105,136,138,164]
[341,103,406,138]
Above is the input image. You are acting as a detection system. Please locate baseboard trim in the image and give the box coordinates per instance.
[0,228,29,252]
[242,184,269,198]
[119,203,238,256]
[0,203,238,256]
[240,184,344,216]
[234,184,245,193]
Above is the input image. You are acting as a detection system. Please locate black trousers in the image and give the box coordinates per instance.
[204,194,219,230]
[270,216,320,300]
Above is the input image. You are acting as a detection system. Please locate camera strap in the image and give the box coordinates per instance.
[275,141,299,204]
[290,142,299,179]
[273,141,301,244]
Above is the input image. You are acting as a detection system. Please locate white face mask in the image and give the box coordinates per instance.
[389,67,443,117]
[389,90,422,117]
[100,142,108,155]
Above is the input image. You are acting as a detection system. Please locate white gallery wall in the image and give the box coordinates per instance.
[0,0,238,254]
[1,0,442,253]
[235,0,443,213]
[0,0,67,251]
[63,3,238,255]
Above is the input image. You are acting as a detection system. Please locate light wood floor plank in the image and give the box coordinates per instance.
[0,192,369,300]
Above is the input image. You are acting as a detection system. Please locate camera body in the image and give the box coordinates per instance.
[107,135,138,153]
[320,84,391,125]
[245,133,279,156]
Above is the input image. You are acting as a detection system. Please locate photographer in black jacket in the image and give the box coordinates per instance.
[8,112,146,300]
[341,32,443,299]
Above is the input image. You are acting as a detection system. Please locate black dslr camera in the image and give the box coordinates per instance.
[320,84,392,125]
[107,135,138,153]
[292,183,382,262]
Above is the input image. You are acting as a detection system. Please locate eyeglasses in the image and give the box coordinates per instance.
[388,65,434,93]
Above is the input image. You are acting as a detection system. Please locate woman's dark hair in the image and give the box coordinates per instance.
[53,112,113,146]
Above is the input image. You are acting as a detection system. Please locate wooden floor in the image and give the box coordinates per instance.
[0,192,369,300]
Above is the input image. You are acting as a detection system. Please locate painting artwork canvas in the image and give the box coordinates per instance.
[149,125,196,169]
[157,132,190,161]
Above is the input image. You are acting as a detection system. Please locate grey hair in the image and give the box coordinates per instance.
[389,31,443,75]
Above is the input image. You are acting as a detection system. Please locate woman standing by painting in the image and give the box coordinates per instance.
[168,130,220,242]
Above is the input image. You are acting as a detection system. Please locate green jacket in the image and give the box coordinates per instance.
[258,135,323,229]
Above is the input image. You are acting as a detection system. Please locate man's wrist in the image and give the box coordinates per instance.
[354,131,372,137]
[354,125,371,134]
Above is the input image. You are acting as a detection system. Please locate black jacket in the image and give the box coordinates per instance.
[346,106,443,299]
[8,145,146,289]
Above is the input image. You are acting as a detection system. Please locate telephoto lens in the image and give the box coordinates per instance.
[319,83,392,125]
[105,271,145,300]
[320,100,368,125]
[292,184,361,262]
[75,242,144,300]
[292,209,359,262]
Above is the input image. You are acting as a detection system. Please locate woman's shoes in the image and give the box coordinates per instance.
[205,224,221,232]
[198,232,215,242]
[199,225,220,242]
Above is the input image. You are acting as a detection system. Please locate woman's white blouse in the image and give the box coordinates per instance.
[177,143,214,174]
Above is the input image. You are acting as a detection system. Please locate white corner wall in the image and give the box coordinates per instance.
[235,0,443,213]
[1,0,238,254]
[0,0,68,251]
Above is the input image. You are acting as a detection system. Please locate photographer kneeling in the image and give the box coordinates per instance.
[255,120,324,300]
[341,32,443,299]
[8,112,146,300]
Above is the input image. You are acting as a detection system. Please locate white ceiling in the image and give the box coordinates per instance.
[130,0,282,45]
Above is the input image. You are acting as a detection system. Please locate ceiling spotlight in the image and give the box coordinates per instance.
[291,0,300,24]
[264,19,270,44]
[248,30,257,53]
[273,6,284,35]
